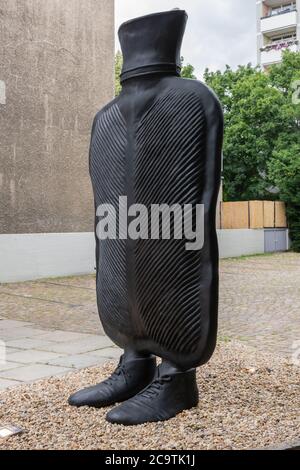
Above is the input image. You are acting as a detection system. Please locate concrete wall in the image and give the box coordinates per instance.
[217,229,265,258]
[0,0,114,235]
[261,10,298,33]
[0,233,95,282]
[0,229,279,282]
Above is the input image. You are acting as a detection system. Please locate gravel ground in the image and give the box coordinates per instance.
[0,341,299,450]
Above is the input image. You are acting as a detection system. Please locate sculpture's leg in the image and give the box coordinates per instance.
[68,349,156,408]
[106,359,199,425]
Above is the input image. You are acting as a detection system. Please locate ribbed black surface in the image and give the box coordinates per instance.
[90,104,130,335]
[135,89,206,354]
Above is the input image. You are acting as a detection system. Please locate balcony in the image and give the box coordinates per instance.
[261,41,298,65]
[261,10,297,33]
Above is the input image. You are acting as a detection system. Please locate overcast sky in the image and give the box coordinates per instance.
[115,0,257,79]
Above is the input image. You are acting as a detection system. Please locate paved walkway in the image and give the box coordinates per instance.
[218,252,300,357]
[0,319,120,390]
[0,252,299,389]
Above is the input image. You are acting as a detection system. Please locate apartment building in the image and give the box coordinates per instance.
[257,0,300,68]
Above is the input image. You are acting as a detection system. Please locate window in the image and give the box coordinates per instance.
[271,32,296,43]
[270,2,296,16]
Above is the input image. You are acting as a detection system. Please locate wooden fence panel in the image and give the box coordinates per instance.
[221,202,249,229]
[249,201,264,229]
[220,200,286,229]
[263,201,275,228]
[275,201,287,227]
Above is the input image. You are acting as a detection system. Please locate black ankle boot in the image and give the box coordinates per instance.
[68,354,156,408]
[106,364,199,425]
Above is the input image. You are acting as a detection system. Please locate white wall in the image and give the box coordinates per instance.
[261,10,297,32]
[0,233,95,283]
[0,229,282,282]
[217,229,265,259]
[261,43,298,65]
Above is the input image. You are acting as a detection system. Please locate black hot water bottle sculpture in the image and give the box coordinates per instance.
[69,9,223,425]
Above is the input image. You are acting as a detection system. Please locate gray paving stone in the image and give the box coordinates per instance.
[5,347,21,355]
[91,347,122,359]
[39,335,114,354]
[0,319,34,329]
[0,364,72,382]
[0,326,50,341]
[36,330,93,343]
[6,338,59,350]
[7,349,67,365]
[0,378,22,390]
[0,361,24,372]
[47,354,108,369]
[0,329,33,341]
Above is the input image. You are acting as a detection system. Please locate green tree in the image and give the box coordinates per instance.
[205,51,300,251]
[181,58,197,79]
[268,134,300,251]
[267,51,300,251]
[204,64,258,113]
[268,49,300,96]
[204,65,285,200]
[115,51,123,96]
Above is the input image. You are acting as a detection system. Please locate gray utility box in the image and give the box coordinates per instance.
[264,229,289,253]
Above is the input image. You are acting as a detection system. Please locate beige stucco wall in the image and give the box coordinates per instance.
[0,0,114,234]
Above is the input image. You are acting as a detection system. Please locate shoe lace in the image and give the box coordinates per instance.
[104,360,130,386]
[138,375,172,399]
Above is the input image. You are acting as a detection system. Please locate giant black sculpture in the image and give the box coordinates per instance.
[69,9,223,425]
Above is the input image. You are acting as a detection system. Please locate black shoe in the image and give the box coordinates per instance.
[106,364,199,425]
[68,354,156,408]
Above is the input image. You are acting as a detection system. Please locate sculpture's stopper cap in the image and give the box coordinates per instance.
[118,10,188,83]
